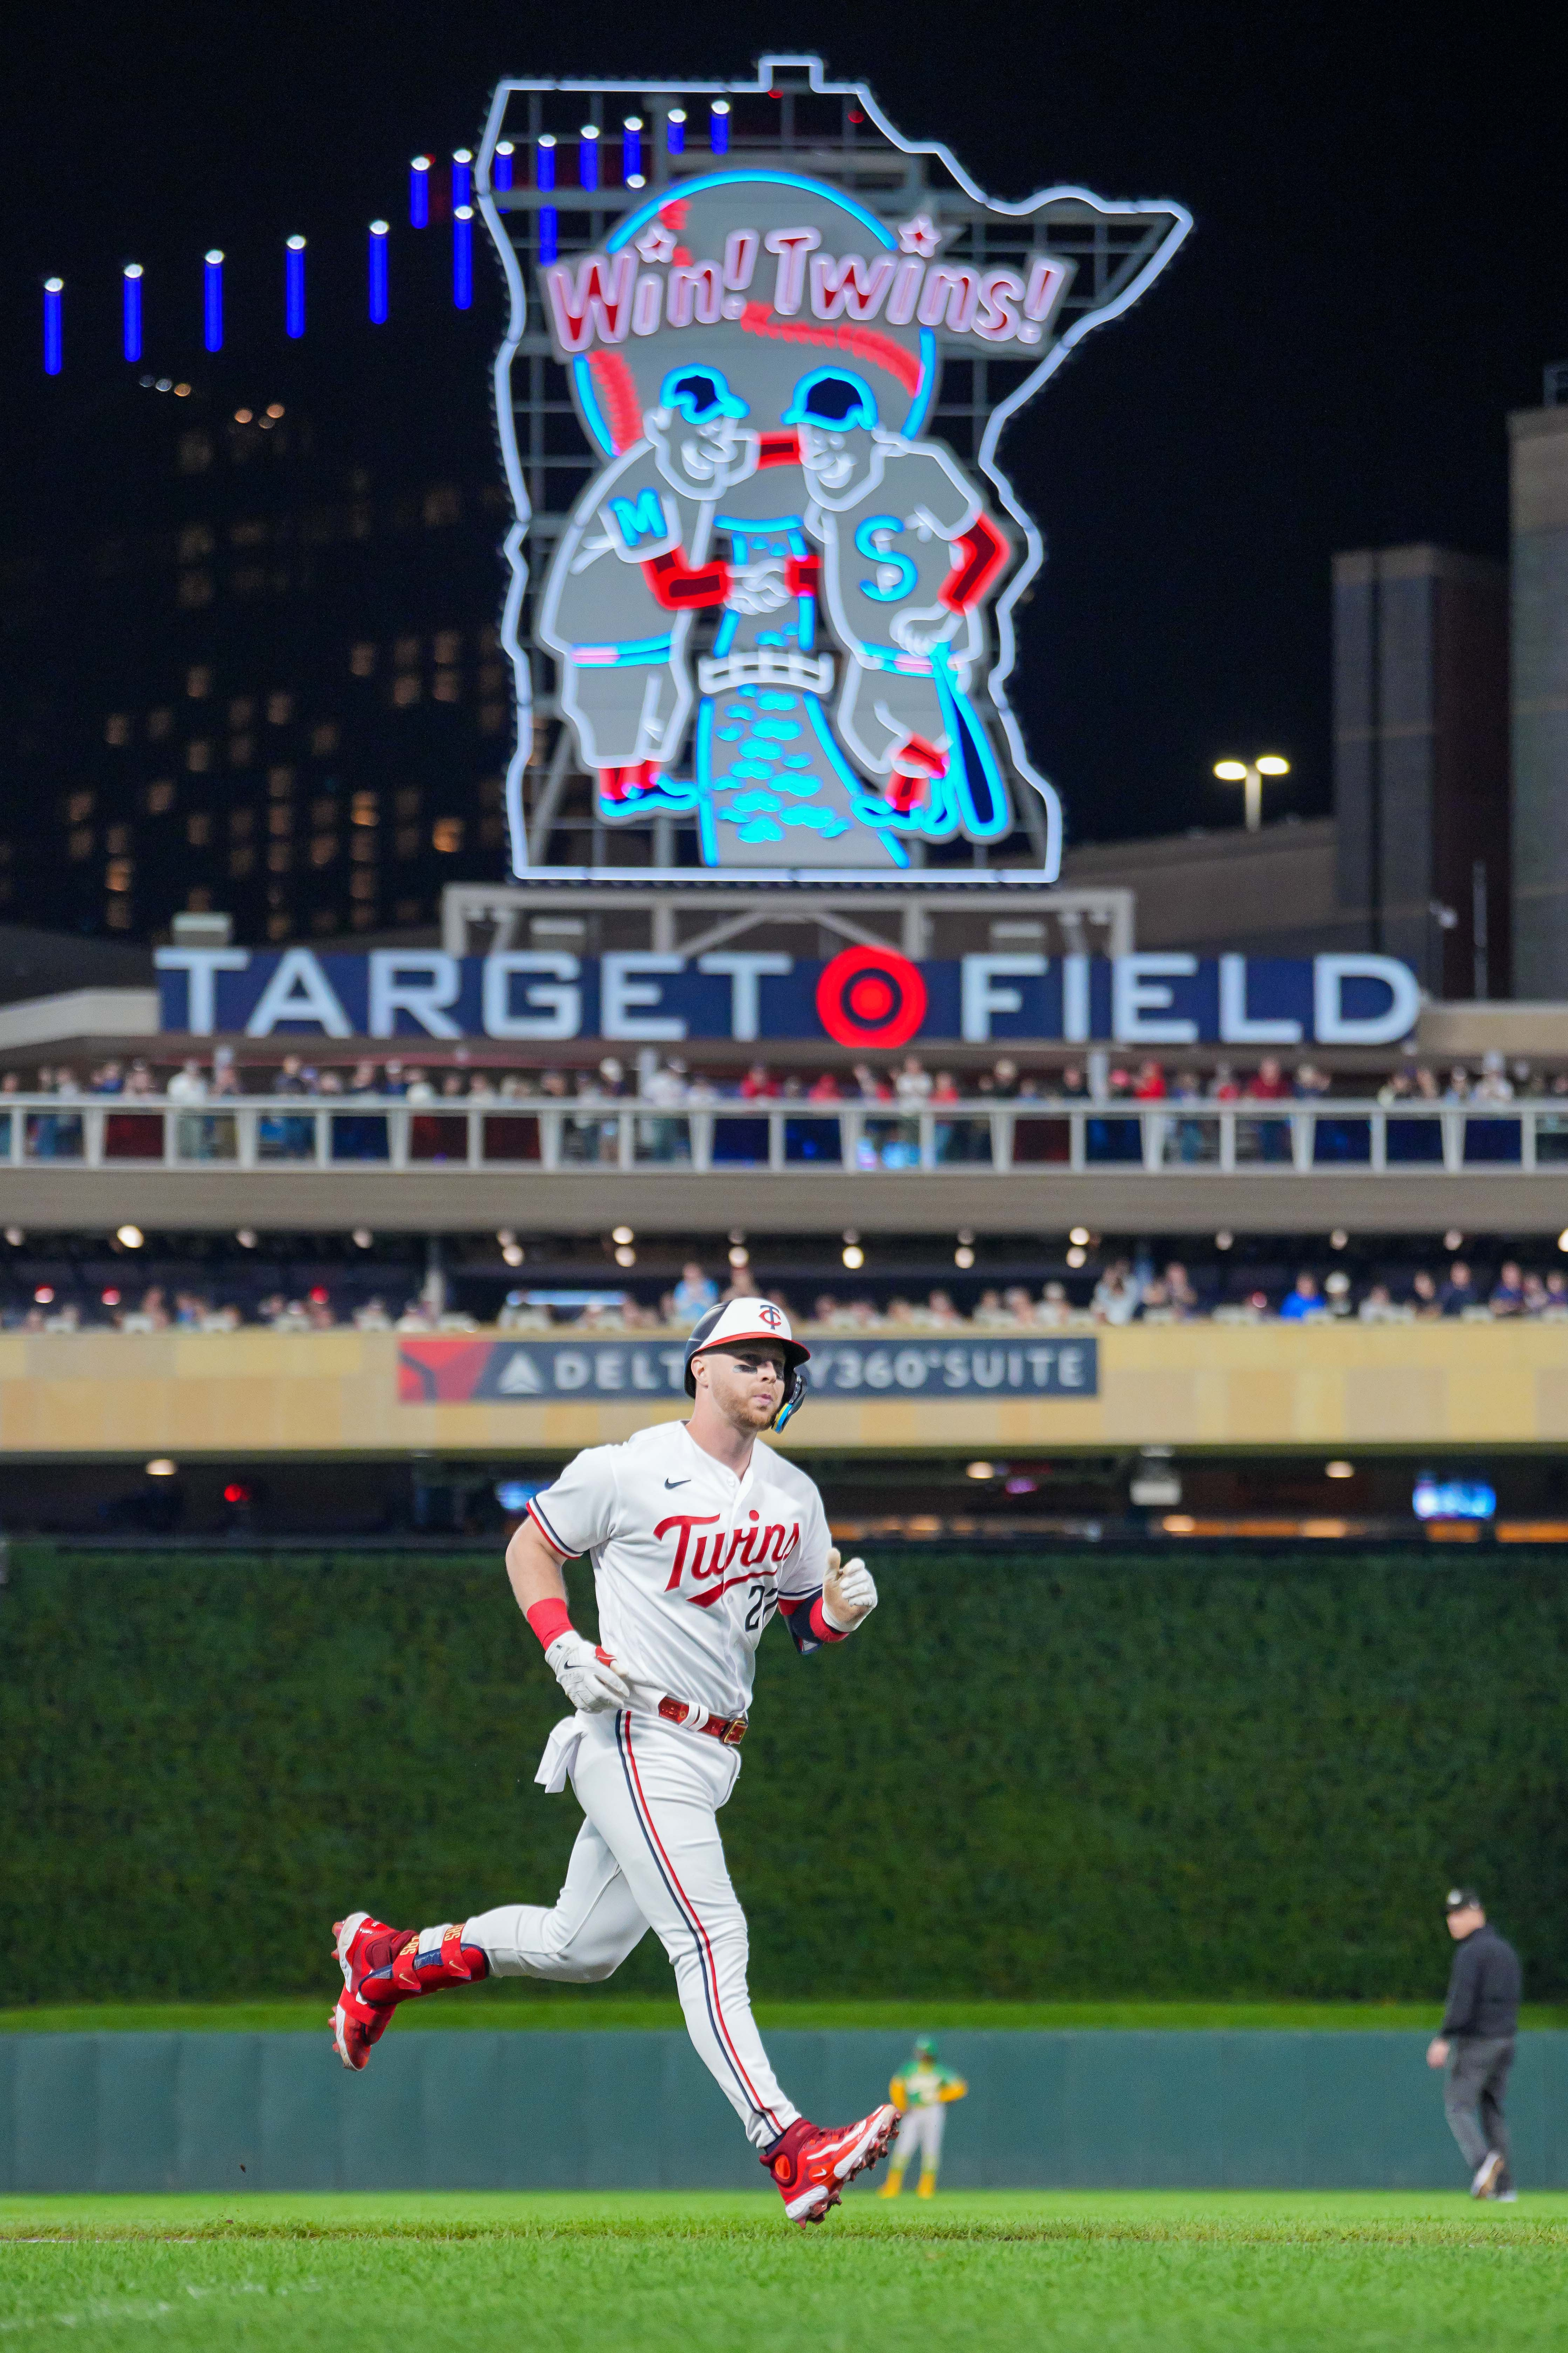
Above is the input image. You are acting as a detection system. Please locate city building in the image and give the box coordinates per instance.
[1510,397,1568,995]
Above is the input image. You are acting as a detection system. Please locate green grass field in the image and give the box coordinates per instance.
[3,2192,1564,2351]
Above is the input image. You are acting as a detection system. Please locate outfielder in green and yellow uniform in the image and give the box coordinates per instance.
[878,2036,968,2198]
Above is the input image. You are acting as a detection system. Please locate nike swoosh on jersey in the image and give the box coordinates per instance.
[663,1478,690,1488]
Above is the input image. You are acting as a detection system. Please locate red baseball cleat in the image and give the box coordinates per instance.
[330,1911,413,2071]
[762,2103,900,2225]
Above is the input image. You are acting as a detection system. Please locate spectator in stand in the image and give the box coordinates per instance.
[162,1057,206,1100]
[405,1068,435,1103]
[990,1058,1021,1099]
[738,1062,779,1100]
[1057,1064,1088,1102]
[672,1261,717,1320]
[894,1055,932,1109]
[973,1288,1013,1329]
[1411,1269,1441,1318]
[1440,1260,1479,1316]
[852,1063,893,1101]
[1133,1059,1166,1101]
[1164,1262,1199,1318]
[1208,1063,1241,1103]
[1293,1061,1331,1100]
[1279,1272,1327,1321]
[1037,1282,1072,1327]
[1091,1260,1140,1325]
[1247,1058,1292,1100]
[1358,1282,1400,1322]
[931,1070,960,1106]
[1490,1261,1526,1316]
[354,1297,393,1330]
[1443,1066,1472,1104]
[806,1069,841,1103]
[1474,1051,1514,1104]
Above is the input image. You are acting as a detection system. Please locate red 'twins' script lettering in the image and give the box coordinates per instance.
[657,1512,721,1591]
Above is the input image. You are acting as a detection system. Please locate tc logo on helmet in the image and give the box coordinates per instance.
[758,1304,784,1329]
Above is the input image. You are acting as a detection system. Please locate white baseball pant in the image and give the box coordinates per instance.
[892,2104,945,2173]
[466,1709,799,2151]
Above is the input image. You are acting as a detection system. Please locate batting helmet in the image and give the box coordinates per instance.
[683,1297,810,1432]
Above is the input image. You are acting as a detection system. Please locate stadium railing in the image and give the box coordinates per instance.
[4,1096,1565,1178]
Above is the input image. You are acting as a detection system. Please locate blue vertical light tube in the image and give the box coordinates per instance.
[710,100,730,153]
[622,117,642,182]
[452,149,472,209]
[204,250,224,352]
[410,155,430,227]
[122,265,143,362]
[493,140,514,190]
[537,135,557,266]
[453,205,473,308]
[666,108,686,154]
[285,236,306,337]
[368,221,389,323]
[42,279,62,375]
[579,124,599,189]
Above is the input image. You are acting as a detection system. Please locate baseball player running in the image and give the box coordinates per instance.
[329,1297,898,2225]
[878,2035,968,2197]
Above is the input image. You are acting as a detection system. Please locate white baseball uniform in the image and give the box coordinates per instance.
[466,1418,836,2149]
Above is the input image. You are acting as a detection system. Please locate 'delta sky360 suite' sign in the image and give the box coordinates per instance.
[476,57,1189,880]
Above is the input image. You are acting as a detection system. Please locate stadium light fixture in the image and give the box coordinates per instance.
[728,1245,749,1267]
[841,1232,864,1269]
[966,1461,995,1480]
[1065,1246,1086,1269]
[1559,1228,1568,1254]
[502,1242,524,1267]
[102,1288,121,1306]
[4,1226,23,1246]
[615,1245,637,1268]
[1325,1460,1355,1480]
[1213,753,1289,832]
[612,1225,634,1245]
[122,264,143,362]
[116,1223,144,1248]
[1330,1228,1348,1249]
[146,1459,177,1478]
[236,1227,257,1248]
[1215,1229,1233,1250]
[1068,1225,1090,1247]
[352,1226,373,1248]
[1443,1228,1463,1252]
[33,1285,53,1304]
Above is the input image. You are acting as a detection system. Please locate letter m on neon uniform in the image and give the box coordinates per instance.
[608,488,674,552]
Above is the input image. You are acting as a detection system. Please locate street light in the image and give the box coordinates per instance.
[1213,753,1290,832]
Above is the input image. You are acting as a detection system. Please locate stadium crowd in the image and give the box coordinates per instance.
[6,1048,1566,1106]
[9,1252,1568,1335]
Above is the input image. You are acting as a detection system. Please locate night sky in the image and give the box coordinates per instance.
[4,0,1564,851]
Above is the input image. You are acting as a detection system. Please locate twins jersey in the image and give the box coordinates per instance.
[527,1420,833,1720]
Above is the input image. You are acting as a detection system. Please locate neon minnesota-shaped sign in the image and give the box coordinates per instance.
[476,57,1190,880]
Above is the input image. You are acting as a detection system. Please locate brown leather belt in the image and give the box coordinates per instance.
[657,1694,747,1746]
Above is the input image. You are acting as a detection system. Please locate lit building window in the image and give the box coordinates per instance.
[105,858,134,892]
[422,485,460,526]
[187,741,212,772]
[266,692,294,725]
[349,643,377,677]
[268,805,293,837]
[69,828,94,860]
[229,735,255,767]
[433,672,461,703]
[350,904,375,930]
[478,703,505,733]
[433,630,462,666]
[312,908,340,934]
[186,666,212,699]
[267,843,292,873]
[394,897,423,924]
[350,871,377,901]
[479,662,506,692]
[177,571,215,609]
[479,814,505,847]
[187,812,213,847]
[351,791,379,827]
[178,524,216,561]
[478,622,499,653]
[106,824,132,856]
[177,432,213,474]
[104,713,132,747]
[229,846,255,878]
[310,835,337,866]
[311,722,340,755]
[478,776,502,808]
[350,834,377,865]
[395,787,421,817]
[67,791,95,822]
[310,796,336,826]
[267,911,291,940]
[146,781,175,815]
[270,766,296,798]
[148,708,173,740]
[231,519,268,548]
[106,899,132,930]
[230,808,254,841]
[394,636,420,667]
[395,826,421,858]
[228,697,255,728]
[432,817,465,853]
[392,676,421,707]
[186,887,213,913]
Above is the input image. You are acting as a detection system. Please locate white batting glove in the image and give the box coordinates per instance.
[822,1549,878,1634]
[545,1632,632,1714]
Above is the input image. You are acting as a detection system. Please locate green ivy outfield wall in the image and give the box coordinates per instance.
[7,2029,1568,2193]
[6,1545,1568,2008]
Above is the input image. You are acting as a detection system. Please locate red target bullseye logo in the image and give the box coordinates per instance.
[815,945,928,1050]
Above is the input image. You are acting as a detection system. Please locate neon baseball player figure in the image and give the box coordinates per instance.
[330,1297,899,2226]
[878,2034,969,2198]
